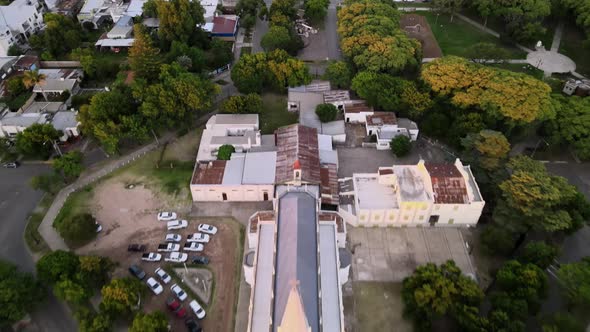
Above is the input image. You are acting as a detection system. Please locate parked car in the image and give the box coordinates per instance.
[191,256,210,265]
[165,233,181,242]
[141,252,162,262]
[128,265,146,280]
[166,298,187,318]
[128,244,147,252]
[183,242,204,252]
[165,252,188,263]
[197,223,218,235]
[167,220,188,230]
[189,299,206,319]
[186,233,210,243]
[157,243,180,252]
[155,267,172,284]
[185,318,202,332]
[2,161,19,168]
[146,277,163,295]
[171,283,188,301]
[157,212,177,221]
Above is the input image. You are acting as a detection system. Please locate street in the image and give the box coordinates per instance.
[251,0,271,53]
[0,164,77,331]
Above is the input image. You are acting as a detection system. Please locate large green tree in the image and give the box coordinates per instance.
[432,0,464,22]
[261,26,295,53]
[324,61,352,89]
[518,241,559,269]
[130,311,168,332]
[55,213,97,247]
[15,123,60,159]
[100,278,143,316]
[0,260,44,327]
[155,0,205,45]
[461,130,510,170]
[129,24,162,82]
[53,151,84,180]
[305,0,329,22]
[495,260,547,312]
[546,94,590,160]
[220,94,263,114]
[484,0,551,42]
[36,250,80,285]
[315,104,338,122]
[28,13,83,59]
[557,257,590,307]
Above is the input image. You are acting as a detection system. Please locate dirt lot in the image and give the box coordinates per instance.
[401,14,443,58]
[76,151,243,332]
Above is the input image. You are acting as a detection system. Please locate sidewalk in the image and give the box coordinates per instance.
[38,134,175,251]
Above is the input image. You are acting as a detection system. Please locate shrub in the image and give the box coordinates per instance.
[315,103,338,122]
[56,213,97,247]
[217,144,235,160]
[390,135,411,157]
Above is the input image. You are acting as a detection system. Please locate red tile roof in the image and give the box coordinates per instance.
[425,164,468,204]
[191,161,226,185]
[275,125,321,184]
[366,112,397,126]
[212,16,238,34]
[344,102,373,114]
[320,163,339,205]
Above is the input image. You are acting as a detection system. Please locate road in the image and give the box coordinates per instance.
[325,0,341,60]
[251,0,272,53]
[0,164,77,331]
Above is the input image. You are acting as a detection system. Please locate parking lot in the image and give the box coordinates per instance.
[349,227,475,282]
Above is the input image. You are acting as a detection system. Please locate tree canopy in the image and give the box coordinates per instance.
[518,241,559,269]
[305,0,329,22]
[315,103,338,122]
[421,56,554,124]
[324,61,352,89]
[155,0,206,46]
[53,151,84,180]
[28,13,83,59]
[130,311,169,332]
[100,277,143,316]
[0,260,44,327]
[557,257,590,307]
[390,135,411,157]
[461,130,510,170]
[129,24,162,82]
[220,94,263,114]
[546,94,590,160]
[55,213,97,247]
[217,144,235,160]
[15,123,60,159]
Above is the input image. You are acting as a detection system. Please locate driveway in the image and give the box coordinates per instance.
[0,164,77,331]
[298,0,342,61]
[349,227,475,282]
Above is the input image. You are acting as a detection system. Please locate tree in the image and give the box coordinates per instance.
[422,56,554,124]
[486,0,551,42]
[480,224,517,256]
[53,151,84,180]
[236,0,265,31]
[206,39,234,69]
[305,0,329,22]
[100,277,143,315]
[129,24,162,82]
[22,70,46,89]
[15,123,60,158]
[465,42,510,64]
[557,257,590,307]
[518,241,559,269]
[29,13,83,58]
[461,130,510,170]
[78,256,115,288]
[53,278,92,304]
[7,44,23,56]
[156,0,205,45]
[166,41,206,73]
[36,250,80,285]
[130,311,168,332]
[432,0,464,22]
[390,135,411,157]
[55,213,97,247]
[546,95,590,160]
[0,260,44,327]
[76,307,113,332]
[324,61,352,89]
[6,76,26,97]
[402,260,484,331]
[217,144,235,160]
[220,94,263,114]
[71,48,97,78]
[542,312,585,332]
[231,50,311,93]
[471,0,494,26]
[30,172,64,194]
[315,103,338,122]
[495,260,547,312]
[261,26,294,53]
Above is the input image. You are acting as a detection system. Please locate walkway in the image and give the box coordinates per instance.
[38,134,175,251]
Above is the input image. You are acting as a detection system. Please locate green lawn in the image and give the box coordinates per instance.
[353,282,413,332]
[259,93,298,134]
[419,12,525,59]
[24,194,54,254]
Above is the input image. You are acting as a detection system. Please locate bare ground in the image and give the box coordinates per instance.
[401,14,443,58]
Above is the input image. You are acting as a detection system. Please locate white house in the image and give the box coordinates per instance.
[365,112,419,149]
[196,114,262,162]
[0,0,44,57]
[78,0,128,28]
[343,101,374,123]
[0,109,48,138]
[106,15,133,39]
[51,111,81,142]
[33,68,83,99]
[339,159,485,227]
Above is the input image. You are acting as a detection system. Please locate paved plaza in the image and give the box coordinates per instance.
[349,227,475,282]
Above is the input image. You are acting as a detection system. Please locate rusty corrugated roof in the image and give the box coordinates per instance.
[191,161,227,185]
[275,125,321,184]
[425,164,469,204]
[344,101,373,114]
[367,112,397,126]
[320,164,339,206]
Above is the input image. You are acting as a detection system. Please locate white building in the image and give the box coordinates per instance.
[0,0,44,57]
[0,109,48,138]
[77,0,128,28]
[365,112,419,149]
[33,68,83,99]
[196,114,262,162]
[339,159,485,227]
[0,104,81,141]
[52,111,81,141]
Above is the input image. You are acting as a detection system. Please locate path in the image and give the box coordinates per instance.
[550,20,564,52]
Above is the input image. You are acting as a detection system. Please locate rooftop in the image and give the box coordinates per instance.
[125,0,146,16]
[391,165,431,202]
[212,16,238,34]
[318,224,342,332]
[288,80,331,93]
[275,124,321,184]
[22,102,65,114]
[320,163,339,206]
[425,164,469,204]
[191,161,226,185]
[367,112,397,126]
[207,114,259,126]
[0,112,47,127]
[200,0,219,21]
[344,101,373,114]
[51,111,79,131]
[323,90,350,104]
[354,175,399,210]
[398,118,418,130]
[250,224,276,332]
[242,151,277,184]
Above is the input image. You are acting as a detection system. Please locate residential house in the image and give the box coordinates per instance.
[339,159,485,227]
[51,110,81,141]
[365,112,419,149]
[77,0,128,28]
[0,0,45,57]
[106,15,133,39]
[196,114,262,162]
[0,102,80,141]
[0,107,48,138]
[33,68,83,99]
[206,15,239,41]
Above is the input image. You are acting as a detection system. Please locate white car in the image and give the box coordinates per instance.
[155,267,172,284]
[165,252,188,263]
[158,212,177,221]
[198,224,218,235]
[165,233,182,242]
[157,243,181,252]
[183,242,204,252]
[141,252,162,262]
[186,233,210,243]
[167,220,188,230]
[189,299,206,319]
[146,277,163,295]
[171,283,188,301]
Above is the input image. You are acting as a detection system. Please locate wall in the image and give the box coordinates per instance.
[430,202,484,226]
[190,184,273,202]
[344,111,372,123]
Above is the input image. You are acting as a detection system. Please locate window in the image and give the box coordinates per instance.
[448,219,454,224]
[419,216,424,221]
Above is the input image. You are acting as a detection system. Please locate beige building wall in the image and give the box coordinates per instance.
[190,184,273,202]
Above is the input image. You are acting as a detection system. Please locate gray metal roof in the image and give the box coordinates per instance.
[319,224,342,332]
[242,151,276,184]
[274,191,319,332]
[51,111,79,131]
[251,224,275,332]
[221,153,245,185]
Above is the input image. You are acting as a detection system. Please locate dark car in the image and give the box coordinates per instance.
[185,318,202,332]
[191,256,210,265]
[166,298,187,318]
[2,161,19,168]
[128,264,146,280]
[128,244,147,252]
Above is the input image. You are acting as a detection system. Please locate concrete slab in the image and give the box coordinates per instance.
[526,50,576,74]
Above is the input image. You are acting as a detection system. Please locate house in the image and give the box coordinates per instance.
[196,114,262,162]
[106,15,133,39]
[0,0,45,57]
[343,101,374,123]
[33,68,83,99]
[338,159,485,227]
[200,0,219,23]
[0,56,17,80]
[51,110,81,141]
[77,0,128,28]
[366,112,419,149]
[207,15,239,41]
[0,108,48,138]
[0,103,80,141]
[287,81,348,143]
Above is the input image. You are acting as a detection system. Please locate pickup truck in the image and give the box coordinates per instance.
[157,243,180,252]
[128,244,147,252]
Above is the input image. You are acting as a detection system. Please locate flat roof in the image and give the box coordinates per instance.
[321,120,345,135]
[319,224,342,332]
[323,90,350,103]
[191,161,226,185]
[288,80,331,93]
[242,151,277,184]
[95,38,135,47]
[33,79,77,92]
[222,154,245,185]
[392,165,431,202]
[319,149,338,165]
[52,111,79,130]
[23,102,65,114]
[1,113,47,127]
[250,224,275,332]
[209,114,258,126]
[125,0,145,16]
[367,112,397,126]
[398,118,418,130]
[463,166,483,202]
[354,175,399,210]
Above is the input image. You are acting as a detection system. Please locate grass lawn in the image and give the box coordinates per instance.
[53,186,96,248]
[24,193,54,254]
[259,93,298,134]
[353,282,413,332]
[419,12,525,59]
